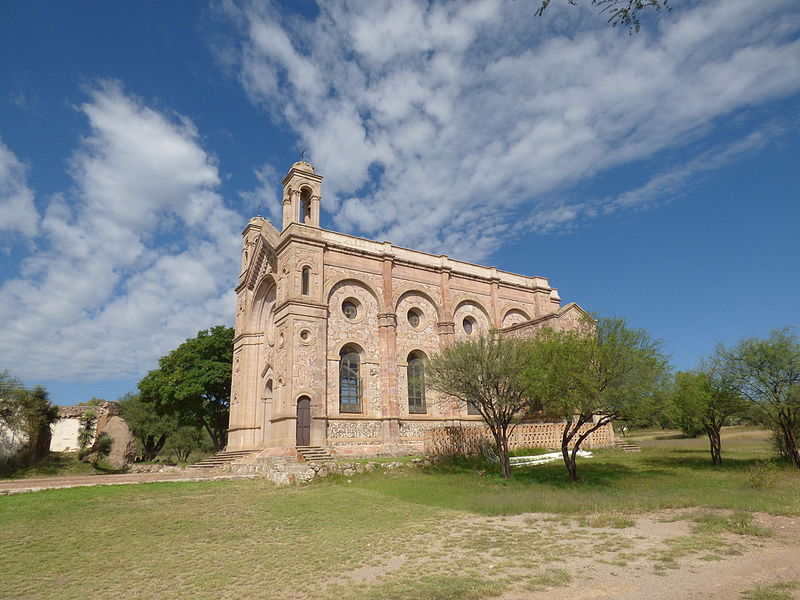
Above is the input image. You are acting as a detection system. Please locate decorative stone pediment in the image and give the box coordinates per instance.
[246,236,277,291]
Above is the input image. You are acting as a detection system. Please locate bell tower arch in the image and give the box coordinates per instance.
[282,160,323,230]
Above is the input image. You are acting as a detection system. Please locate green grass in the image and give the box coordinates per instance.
[741,581,800,600]
[358,440,800,516]
[524,568,572,591]
[1,427,798,600]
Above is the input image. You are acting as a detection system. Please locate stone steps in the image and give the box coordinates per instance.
[614,440,642,453]
[187,450,259,470]
[296,446,334,463]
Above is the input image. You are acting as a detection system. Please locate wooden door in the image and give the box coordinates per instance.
[296,396,311,447]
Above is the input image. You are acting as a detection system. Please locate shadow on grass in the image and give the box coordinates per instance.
[0,452,126,479]
[419,455,650,493]
[639,453,781,472]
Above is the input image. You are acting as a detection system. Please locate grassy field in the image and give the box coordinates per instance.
[1,427,798,600]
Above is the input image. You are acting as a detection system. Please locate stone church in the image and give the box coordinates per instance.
[227,161,588,457]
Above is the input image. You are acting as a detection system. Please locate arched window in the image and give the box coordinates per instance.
[301,267,311,295]
[339,346,361,413]
[407,351,426,414]
[300,187,312,224]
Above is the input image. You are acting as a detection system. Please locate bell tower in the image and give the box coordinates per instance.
[281,160,322,230]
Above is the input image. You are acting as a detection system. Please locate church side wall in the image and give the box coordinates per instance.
[318,246,552,455]
[231,213,568,457]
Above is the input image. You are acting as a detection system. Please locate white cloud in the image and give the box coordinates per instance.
[517,120,792,233]
[229,0,800,261]
[0,81,242,381]
[0,139,39,238]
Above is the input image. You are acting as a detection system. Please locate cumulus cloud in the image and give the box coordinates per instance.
[228,0,800,261]
[0,81,242,381]
[0,139,39,238]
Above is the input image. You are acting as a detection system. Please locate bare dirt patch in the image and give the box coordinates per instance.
[320,509,800,600]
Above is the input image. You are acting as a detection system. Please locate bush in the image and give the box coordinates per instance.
[94,433,113,458]
[746,461,780,489]
[771,424,800,462]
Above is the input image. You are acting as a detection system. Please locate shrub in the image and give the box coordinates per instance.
[78,411,98,449]
[771,424,800,462]
[94,433,113,459]
[747,461,780,489]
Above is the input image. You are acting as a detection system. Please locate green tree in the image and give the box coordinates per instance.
[0,370,23,428]
[426,335,531,478]
[535,0,669,32]
[118,392,173,461]
[23,386,59,462]
[138,326,234,452]
[670,370,746,465]
[716,327,800,469]
[165,425,208,463]
[8,384,60,463]
[525,317,669,482]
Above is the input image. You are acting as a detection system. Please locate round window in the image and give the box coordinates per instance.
[342,299,358,320]
[463,316,475,335]
[407,308,422,329]
[300,329,310,341]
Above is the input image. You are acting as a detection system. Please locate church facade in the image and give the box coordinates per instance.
[227,161,588,457]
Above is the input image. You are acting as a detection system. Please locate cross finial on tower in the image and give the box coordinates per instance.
[300,149,307,161]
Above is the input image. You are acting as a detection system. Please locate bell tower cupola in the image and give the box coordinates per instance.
[281,160,322,230]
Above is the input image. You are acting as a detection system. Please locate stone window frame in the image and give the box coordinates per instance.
[501,306,532,328]
[462,315,477,335]
[299,186,313,224]
[340,296,365,323]
[301,265,311,295]
[406,307,425,330]
[406,350,427,414]
[451,297,492,338]
[338,343,364,414]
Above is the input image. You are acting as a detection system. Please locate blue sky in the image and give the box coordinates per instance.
[1,0,798,406]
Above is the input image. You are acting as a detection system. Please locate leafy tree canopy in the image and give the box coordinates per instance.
[525,317,669,481]
[138,326,234,452]
[716,327,800,468]
[0,374,59,464]
[426,335,532,478]
[670,369,746,465]
[118,392,177,462]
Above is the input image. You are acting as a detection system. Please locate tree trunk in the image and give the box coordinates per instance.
[561,434,579,482]
[779,419,800,470]
[492,429,511,479]
[142,433,168,461]
[706,426,722,466]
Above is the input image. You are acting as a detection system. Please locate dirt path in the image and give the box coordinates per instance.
[0,471,256,494]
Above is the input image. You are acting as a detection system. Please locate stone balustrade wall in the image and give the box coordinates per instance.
[423,421,615,457]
